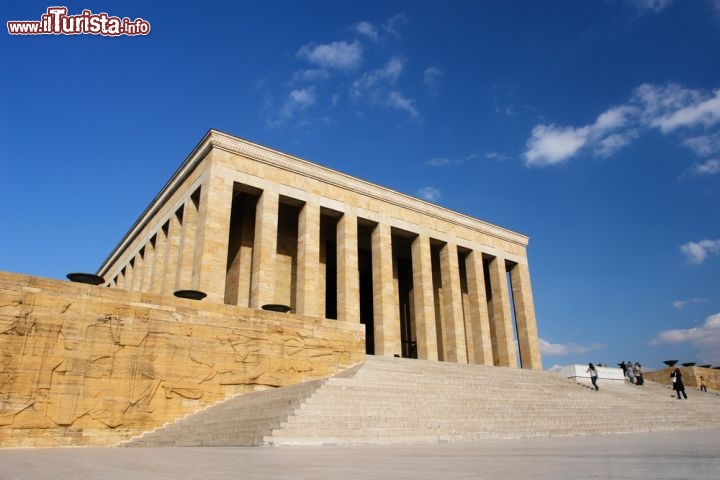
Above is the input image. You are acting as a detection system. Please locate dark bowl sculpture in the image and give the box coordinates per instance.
[67,273,105,285]
[681,362,696,367]
[262,304,291,313]
[699,364,712,368]
[663,360,678,367]
[173,289,207,301]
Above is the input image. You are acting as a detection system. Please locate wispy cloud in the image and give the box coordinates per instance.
[691,159,720,175]
[650,313,720,364]
[266,87,317,127]
[417,186,441,201]
[351,58,404,98]
[425,153,478,167]
[672,297,708,309]
[297,41,363,72]
[264,14,421,128]
[387,91,421,120]
[354,21,379,42]
[539,338,606,356]
[523,83,720,168]
[423,66,443,91]
[291,69,330,83]
[684,132,720,156]
[627,0,673,12]
[486,152,510,162]
[680,239,720,264]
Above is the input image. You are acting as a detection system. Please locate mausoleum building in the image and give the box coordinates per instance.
[98,129,541,369]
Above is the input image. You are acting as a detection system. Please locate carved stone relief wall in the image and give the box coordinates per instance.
[0,272,364,447]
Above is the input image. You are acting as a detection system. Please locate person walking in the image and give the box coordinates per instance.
[671,368,688,399]
[587,363,599,391]
[700,376,707,392]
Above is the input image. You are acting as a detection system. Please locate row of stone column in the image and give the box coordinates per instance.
[232,188,540,369]
[110,190,200,297]
[109,180,541,369]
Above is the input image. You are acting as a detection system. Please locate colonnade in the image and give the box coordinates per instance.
[107,177,541,370]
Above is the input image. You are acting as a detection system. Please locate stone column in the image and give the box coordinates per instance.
[510,261,542,369]
[176,195,199,292]
[296,200,320,317]
[163,210,183,295]
[250,188,279,308]
[141,239,155,292]
[125,261,135,290]
[150,227,168,294]
[132,253,143,292]
[464,250,493,365]
[192,173,234,302]
[411,234,438,360]
[488,256,517,368]
[371,222,400,356]
[439,242,467,363]
[337,210,359,322]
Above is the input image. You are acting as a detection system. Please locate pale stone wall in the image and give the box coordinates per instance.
[0,272,364,447]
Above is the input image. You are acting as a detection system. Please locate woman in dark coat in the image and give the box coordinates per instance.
[671,368,687,399]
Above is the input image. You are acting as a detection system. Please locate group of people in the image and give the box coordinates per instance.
[586,362,709,399]
[585,360,645,391]
[619,361,644,386]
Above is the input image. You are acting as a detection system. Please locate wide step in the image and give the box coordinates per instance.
[122,355,720,447]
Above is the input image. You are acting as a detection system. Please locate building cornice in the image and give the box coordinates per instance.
[208,130,529,247]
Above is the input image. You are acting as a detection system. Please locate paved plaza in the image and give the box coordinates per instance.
[0,428,718,480]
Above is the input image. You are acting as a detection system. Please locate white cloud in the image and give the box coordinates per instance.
[628,0,673,12]
[680,239,720,264]
[384,13,407,38]
[423,66,443,89]
[523,124,590,166]
[592,106,636,132]
[649,90,720,133]
[523,83,720,167]
[684,133,720,156]
[594,130,639,157]
[354,21,379,42]
[486,152,511,162]
[417,186,441,201]
[387,91,421,120]
[267,87,316,127]
[297,41,362,72]
[650,313,720,364]
[694,159,720,175]
[672,298,708,309]
[351,58,405,98]
[539,338,605,356]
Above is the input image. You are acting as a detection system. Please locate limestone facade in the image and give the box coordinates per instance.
[98,130,542,369]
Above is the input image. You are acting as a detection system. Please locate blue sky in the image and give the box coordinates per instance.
[2,0,719,371]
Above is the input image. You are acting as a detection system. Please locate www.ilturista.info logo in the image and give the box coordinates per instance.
[7,7,150,36]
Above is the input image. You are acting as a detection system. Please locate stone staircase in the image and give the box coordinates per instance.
[121,355,720,447]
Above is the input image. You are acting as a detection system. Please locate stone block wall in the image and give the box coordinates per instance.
[0,271,364,447]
